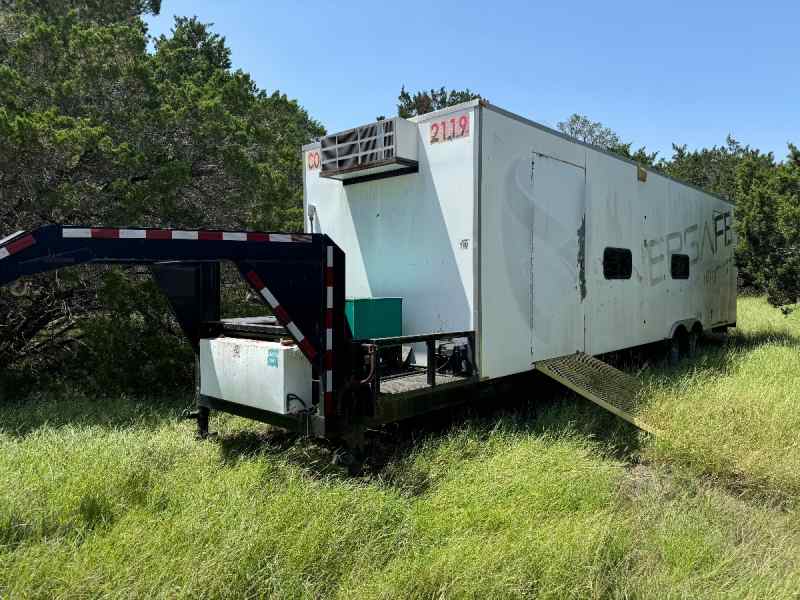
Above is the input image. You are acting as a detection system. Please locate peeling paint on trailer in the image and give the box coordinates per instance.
[577,214,587,301]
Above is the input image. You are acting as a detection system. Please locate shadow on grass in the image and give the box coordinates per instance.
[215,427,356,479]
[718,328,800,352]
[637,328,800,385]
[213,370,646,485]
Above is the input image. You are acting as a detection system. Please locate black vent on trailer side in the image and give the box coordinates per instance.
[671,254,690,279]
[603,247,632,280]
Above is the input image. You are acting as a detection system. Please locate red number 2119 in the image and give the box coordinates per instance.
[430,113,470,143]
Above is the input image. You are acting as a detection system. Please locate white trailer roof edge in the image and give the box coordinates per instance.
[479,102,734,206]
[300,100,484,152]
[305,99,734,207]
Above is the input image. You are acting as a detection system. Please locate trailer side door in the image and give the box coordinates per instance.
[531,152,586,360]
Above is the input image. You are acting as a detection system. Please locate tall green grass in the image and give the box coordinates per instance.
[642,296,800,504]
[1,296,800,598]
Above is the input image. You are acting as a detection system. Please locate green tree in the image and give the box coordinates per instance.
[397,86,482,118]
[557,113,622,148]
[557,113,657,166]
[735,146,800,306]
[658,136,769,202]
[0,2,323,373]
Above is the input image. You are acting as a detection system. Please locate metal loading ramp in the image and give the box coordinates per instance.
[535,352,656,434]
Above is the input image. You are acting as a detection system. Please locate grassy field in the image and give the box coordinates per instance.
[2,296,800,598]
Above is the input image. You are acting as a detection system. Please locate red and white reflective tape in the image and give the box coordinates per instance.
[62,228,311,243]
[324,245,335,413]
[0,235,36,261]
[244,270,317,360]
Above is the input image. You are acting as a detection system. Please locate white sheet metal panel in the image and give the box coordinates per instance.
[303,106,477,341]
[585,150,736,355]
[479,107,588,378]
[479,104,735,378]
[200,338,312,414]
[304,100,736,383]
[531,153,586,359]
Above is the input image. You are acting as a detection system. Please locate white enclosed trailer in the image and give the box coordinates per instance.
[0,100,737,445]
[303,100,736,384]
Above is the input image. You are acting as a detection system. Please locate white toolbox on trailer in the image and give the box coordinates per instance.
[200,337,312,415]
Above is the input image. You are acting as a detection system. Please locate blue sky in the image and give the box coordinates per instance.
[145,1,799,161]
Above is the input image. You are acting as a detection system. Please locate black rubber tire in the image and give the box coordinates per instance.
[668,337,682,366]
[687,330,700,358]
[332,448,364,476]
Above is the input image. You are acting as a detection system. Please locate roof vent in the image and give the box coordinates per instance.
[320,117,418,181]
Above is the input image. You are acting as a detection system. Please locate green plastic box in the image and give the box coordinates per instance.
[345,297,402,340]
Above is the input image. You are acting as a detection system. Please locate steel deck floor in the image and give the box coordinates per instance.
[379,371,469,395]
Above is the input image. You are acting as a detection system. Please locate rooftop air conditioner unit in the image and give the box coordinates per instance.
[319,117,418,181]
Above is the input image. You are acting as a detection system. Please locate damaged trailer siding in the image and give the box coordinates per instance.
[479,105,590,378]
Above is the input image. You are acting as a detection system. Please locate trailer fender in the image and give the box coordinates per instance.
[667,318,702,341]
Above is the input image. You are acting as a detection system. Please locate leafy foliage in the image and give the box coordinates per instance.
[557,113,624,148]
[397,86,482,118]
[0,2,323,373]
[557,113,658,166]
[67,269,195,395]
[658,136,771,203]
[735,146,800,305]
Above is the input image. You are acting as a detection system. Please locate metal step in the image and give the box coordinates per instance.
[535,352,656,434]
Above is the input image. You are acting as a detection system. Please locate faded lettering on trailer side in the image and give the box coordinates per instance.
[645,210,733,287]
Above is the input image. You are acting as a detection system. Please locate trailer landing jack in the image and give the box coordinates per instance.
[180,406,212,440]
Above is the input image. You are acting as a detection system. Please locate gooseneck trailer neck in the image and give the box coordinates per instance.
[0,225,478,442]
[1,225,346,426]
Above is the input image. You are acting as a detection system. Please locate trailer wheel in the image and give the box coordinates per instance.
[668,337,681,366]
[332,447,363,476]
[687,326,701,358]
[668,326,688,366]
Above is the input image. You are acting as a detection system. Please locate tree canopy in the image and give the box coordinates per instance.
[735,146,800,305]
[0,1,323,371]
[397,86,482,119]
[557,113,658,166]
[658,137,773,203]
